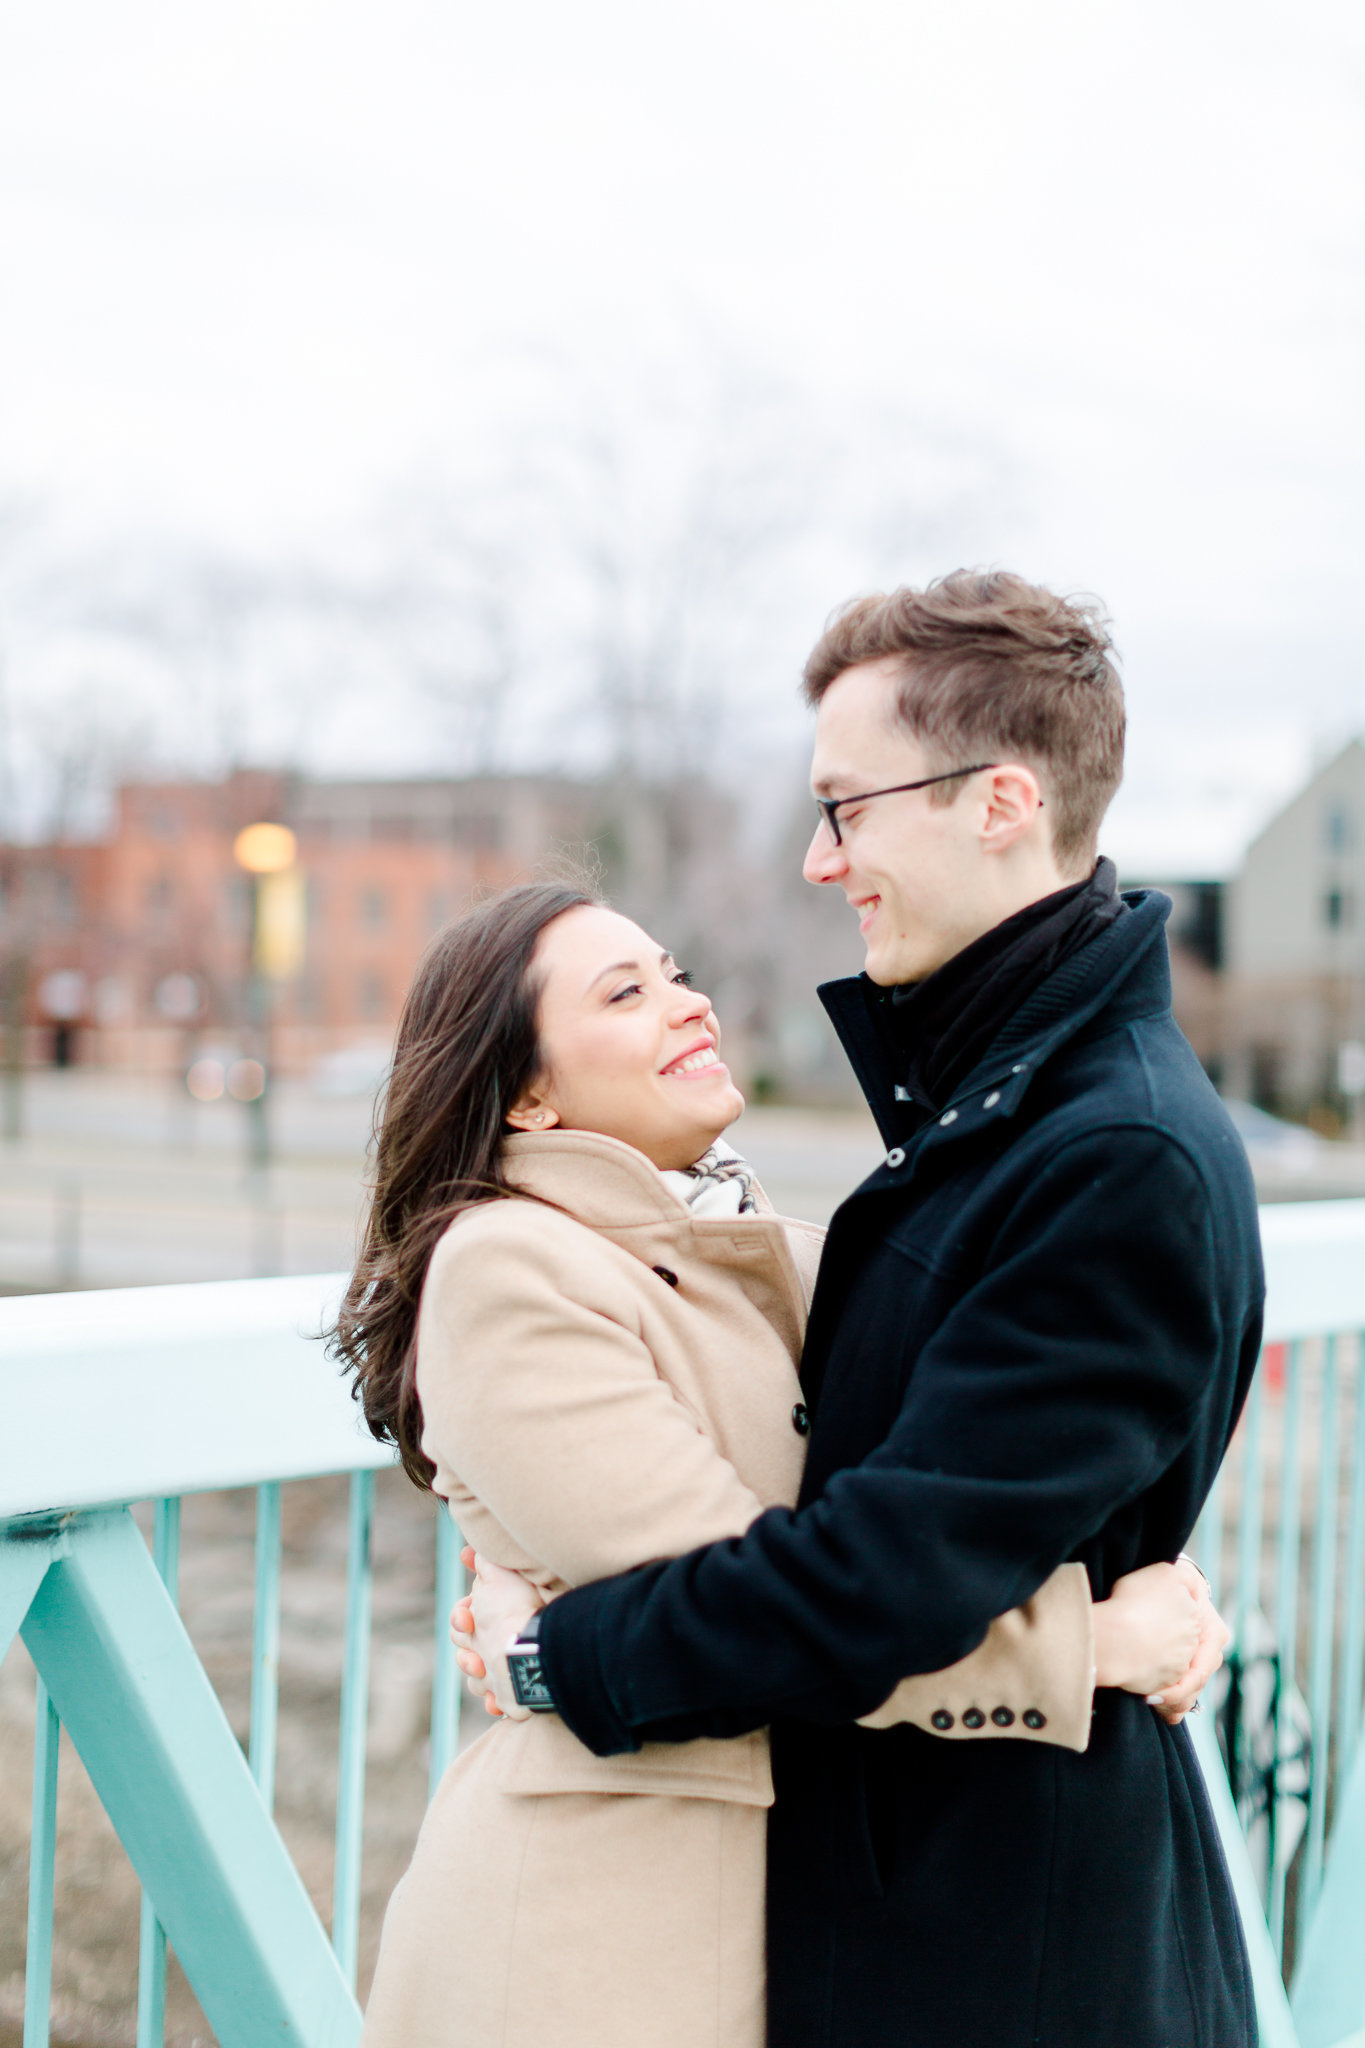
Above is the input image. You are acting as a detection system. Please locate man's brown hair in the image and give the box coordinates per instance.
[802,570,1125,873]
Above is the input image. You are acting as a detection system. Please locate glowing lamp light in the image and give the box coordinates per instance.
[233,823,297,874]
[227,1058,267,1102]
[186,1058,225,1102]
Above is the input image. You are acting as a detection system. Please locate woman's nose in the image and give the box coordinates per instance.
[803,823,847,885]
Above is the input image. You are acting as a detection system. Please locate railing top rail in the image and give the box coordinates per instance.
[1258,1197,1365,1342]
[4,1197,1364,1520]
[2,1271,392,1518]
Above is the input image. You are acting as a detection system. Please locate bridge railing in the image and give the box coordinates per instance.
[5,1208,1365,2048]
[1192,1199,1365,2048]
[1,1273,464,2048]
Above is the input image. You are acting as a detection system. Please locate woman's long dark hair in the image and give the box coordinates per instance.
[328,880,598,1488]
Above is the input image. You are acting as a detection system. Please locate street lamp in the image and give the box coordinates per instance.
[232,823,304,1185]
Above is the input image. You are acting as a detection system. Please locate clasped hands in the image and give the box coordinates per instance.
[451,1548,1230,1728]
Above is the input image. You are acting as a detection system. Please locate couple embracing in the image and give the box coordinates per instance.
[333,571,1263,2047]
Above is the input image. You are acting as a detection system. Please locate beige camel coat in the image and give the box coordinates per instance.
[361,1131,1094,2048]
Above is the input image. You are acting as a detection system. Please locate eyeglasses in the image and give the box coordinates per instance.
[814,765,999,847]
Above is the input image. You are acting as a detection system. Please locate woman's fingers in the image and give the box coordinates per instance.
[460,1545,477,1570]
[456,1649,487,1679]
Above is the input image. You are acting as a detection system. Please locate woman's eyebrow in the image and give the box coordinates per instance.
[585,951,673,995]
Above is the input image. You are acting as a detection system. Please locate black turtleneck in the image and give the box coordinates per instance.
[889,857,1127,1120]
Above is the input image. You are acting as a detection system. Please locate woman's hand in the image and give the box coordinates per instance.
[1150,1556,1232,1724]
[1092,1561,1201,1702]
[450,1546,546,1720]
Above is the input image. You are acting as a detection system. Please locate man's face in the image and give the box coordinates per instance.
[804,657,1006,985]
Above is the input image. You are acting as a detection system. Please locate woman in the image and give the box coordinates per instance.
[334,881,1206,2048]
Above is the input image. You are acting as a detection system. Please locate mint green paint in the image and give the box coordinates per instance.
[137,1500,182,2048]
[1338,1343,1365,1790]
[16,1507,361,2048]
[1192,1709,1300,2048]
[332,1471,373,1990]
[1292,1733,1365,2048]
[2,1528,63,1663]
[1271,1340,1307,1958]
[1302,1337,1341,1945]
[23,1680,58,2048]
[251,1482,282,1812]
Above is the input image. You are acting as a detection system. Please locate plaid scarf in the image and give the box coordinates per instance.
[663,1142,759,1218]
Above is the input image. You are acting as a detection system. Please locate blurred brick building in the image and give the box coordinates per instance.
[0,769,603,1075]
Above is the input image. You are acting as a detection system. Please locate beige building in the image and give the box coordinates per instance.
[1221,739,1365,1122]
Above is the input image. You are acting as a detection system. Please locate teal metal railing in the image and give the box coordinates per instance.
[6,1212,1365,2047]
[1,1274,464,2048]
[1190,1200,1365,2048]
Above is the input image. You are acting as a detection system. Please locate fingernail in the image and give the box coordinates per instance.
[1146,1694,1166,1706]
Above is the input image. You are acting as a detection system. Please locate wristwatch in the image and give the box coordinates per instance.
[506,1610,556,1713]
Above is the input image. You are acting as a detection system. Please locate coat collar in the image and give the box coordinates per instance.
[501,1128,774,1227]
[818,888,1174,1153]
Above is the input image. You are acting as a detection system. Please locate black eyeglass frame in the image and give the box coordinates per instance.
[814,764,1002,847]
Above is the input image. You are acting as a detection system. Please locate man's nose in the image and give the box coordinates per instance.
[803,823,846,886]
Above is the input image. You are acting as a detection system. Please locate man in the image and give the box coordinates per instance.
[460,571,1262,2046]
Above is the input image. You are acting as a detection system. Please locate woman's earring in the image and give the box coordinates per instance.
[533,1112,545,1123]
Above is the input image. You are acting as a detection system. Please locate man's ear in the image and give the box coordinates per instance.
[505,1090,561,1133]
[980,764,1045,850]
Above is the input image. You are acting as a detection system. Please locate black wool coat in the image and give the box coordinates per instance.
[538,891,1265,2048]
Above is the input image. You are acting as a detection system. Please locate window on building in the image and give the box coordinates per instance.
[359,887,388,929]
[1325,807,1355,854]
[451,814,503,852]
[427,891,454,933]
[52,873,77,925]
[359,972,388,1019]
[1324,888,1354,931]
[146,874,174,914]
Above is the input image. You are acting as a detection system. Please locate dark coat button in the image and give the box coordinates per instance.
[991,1706,1015,1727]
[652,1266,679,1287]
[1023,1709,1047,1730]
[791,1403,811,1436]
[930,1709,954,1731]
[962,1707,986,1729]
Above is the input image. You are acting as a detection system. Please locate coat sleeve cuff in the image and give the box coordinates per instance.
[855,1560,1094,1753]
[536,1580,646,1757]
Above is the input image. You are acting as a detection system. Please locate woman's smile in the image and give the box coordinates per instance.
[659,1039,727,1080]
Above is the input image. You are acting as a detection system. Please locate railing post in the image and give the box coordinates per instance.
[23,1679,59,2048]
[1271,1339,1306,1958]
[1300,1337,1341,1946]
[250,1481,282,1811]
[1337,1335,1365,1790]
[137,1498,181,2048]
[333,1470,374,1989]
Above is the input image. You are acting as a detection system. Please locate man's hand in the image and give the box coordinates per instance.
[450,1547,547,1721]
[1151,1555,1230,1725]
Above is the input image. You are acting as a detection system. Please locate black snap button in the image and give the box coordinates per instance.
[652,1266,679,1288]
[991,1706,1015,1727]
[791,1403,810,1436]
[930,1709,954,1731]
[962,1707,986,1730]
[1023,1709,1047,1730]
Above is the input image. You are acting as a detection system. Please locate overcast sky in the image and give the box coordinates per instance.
[1,0,1361,873]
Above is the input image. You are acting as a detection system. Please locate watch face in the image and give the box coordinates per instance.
[507,1646,554,1711]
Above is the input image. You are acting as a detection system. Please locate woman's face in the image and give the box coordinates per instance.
[507,905,745,1170]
